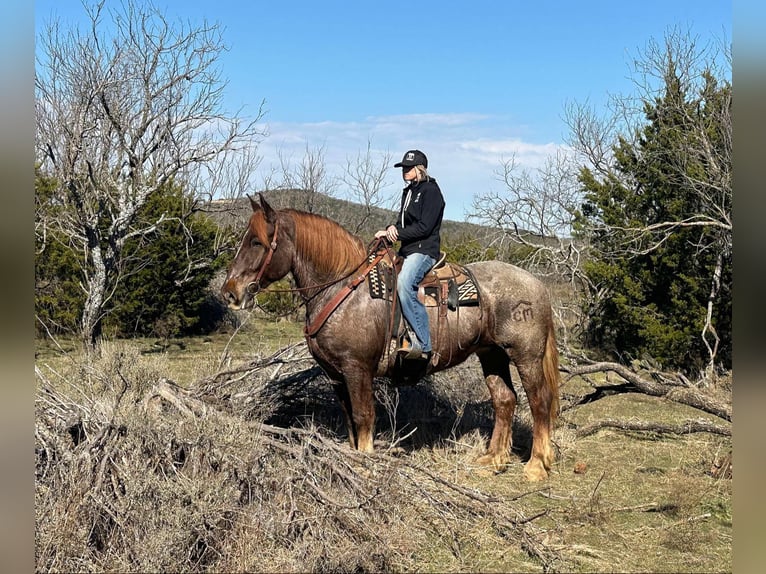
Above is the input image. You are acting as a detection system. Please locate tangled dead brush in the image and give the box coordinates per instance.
[35,343,559,573]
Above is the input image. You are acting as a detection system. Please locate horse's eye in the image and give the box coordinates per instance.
[249,236,261,248]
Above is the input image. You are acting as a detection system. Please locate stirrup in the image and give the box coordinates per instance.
[397,339,430,360]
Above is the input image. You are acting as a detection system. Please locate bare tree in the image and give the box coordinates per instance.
[468,150,588,343]
[275,142,337,214]
[339,140,395,234]
[470,150,583,272]
[35,0,264,350]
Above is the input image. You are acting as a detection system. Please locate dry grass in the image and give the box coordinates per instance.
[35,330,732,573]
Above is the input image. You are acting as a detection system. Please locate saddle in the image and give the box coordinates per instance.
[366,250,482,370]
[367,250,480,310]
[305,245,481,355]
[417,254,479,314]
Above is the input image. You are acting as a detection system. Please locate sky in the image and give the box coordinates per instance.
[34,0,731,221]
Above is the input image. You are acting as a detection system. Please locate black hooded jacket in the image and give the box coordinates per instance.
[394,177,445,260]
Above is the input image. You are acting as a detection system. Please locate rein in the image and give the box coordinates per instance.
[245,227,394,337]
[304,240,391,338]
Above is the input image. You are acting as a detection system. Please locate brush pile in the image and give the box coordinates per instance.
[35,343,557,572]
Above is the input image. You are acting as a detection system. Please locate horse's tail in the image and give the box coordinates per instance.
[542,316,560,424]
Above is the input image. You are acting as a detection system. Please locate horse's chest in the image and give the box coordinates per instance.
[305,336,344,379]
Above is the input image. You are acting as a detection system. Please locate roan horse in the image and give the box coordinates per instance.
[221,194,560,481]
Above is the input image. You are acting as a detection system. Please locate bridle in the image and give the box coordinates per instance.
[245,218,279,295]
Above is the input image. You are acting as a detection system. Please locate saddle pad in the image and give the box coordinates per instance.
[421,275,480,309]
[367,253,393,300]
[456,277,479,305]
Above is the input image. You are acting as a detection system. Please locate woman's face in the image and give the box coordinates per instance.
[402,166,417,182]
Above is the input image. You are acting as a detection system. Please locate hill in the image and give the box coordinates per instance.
[203,189,496,245]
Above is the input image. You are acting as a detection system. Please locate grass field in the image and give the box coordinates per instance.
[35,316,306,386]
[34,318,732,573]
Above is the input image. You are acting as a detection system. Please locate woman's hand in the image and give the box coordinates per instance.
[375,225,398,243]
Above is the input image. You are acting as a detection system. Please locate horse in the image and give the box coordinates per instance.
[221,194,560,481]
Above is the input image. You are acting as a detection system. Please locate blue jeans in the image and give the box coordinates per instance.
[397,252,436,352]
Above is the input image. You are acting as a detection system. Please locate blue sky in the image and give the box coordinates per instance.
[35,1,731,221]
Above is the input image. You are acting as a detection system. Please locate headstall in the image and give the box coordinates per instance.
[246,219,280,294]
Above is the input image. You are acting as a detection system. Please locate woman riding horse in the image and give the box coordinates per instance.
[375,149,445,363]
[221,193,559,481]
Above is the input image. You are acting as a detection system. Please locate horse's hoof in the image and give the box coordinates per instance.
[523,461,549,482]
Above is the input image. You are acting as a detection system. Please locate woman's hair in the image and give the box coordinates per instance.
[413,165,429,181]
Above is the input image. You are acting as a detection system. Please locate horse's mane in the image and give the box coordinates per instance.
[287,210,367,277]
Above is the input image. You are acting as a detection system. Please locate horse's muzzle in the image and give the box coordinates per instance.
[221,279,247,310]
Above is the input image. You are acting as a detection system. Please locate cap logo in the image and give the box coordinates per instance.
[406,152,415,161]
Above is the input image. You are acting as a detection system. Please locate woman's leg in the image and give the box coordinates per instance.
[397,253,436,352]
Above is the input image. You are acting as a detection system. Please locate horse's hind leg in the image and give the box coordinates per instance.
[475,346,517,471]
[516,359,556,481]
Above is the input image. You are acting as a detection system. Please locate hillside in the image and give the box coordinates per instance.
[202,189,501,247]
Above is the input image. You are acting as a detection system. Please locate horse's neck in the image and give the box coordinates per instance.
[290,258,334,298]
[288,213,365,301]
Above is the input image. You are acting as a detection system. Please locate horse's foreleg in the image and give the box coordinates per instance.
[332,382,357,449]
[476,348,517,471]
[517,361,556,481]
[343,367,376,453]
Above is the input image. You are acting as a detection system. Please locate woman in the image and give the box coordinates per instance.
[375,149,445,361]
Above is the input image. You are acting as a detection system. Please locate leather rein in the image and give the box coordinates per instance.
[303,242,390,337]
[244,223,393,339]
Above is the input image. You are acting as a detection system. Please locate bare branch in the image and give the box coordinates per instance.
[275,142,337,214]
[564,360,731,421]
[340,139,395,233]
[576,418,730,438]
[35,0,265,349]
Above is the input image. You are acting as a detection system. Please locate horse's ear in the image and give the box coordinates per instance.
[259,193,277,223]
[247,194,260,213]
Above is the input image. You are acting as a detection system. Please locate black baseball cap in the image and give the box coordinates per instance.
[394,149,428,168]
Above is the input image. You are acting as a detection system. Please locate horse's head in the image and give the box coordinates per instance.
[220,193,292,309]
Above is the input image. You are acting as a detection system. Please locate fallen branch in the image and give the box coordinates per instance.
[198,342,314,390]
[143,378,208,418]
[632,513,712,533]
[576,418,731,438]
[563,361,731,422]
